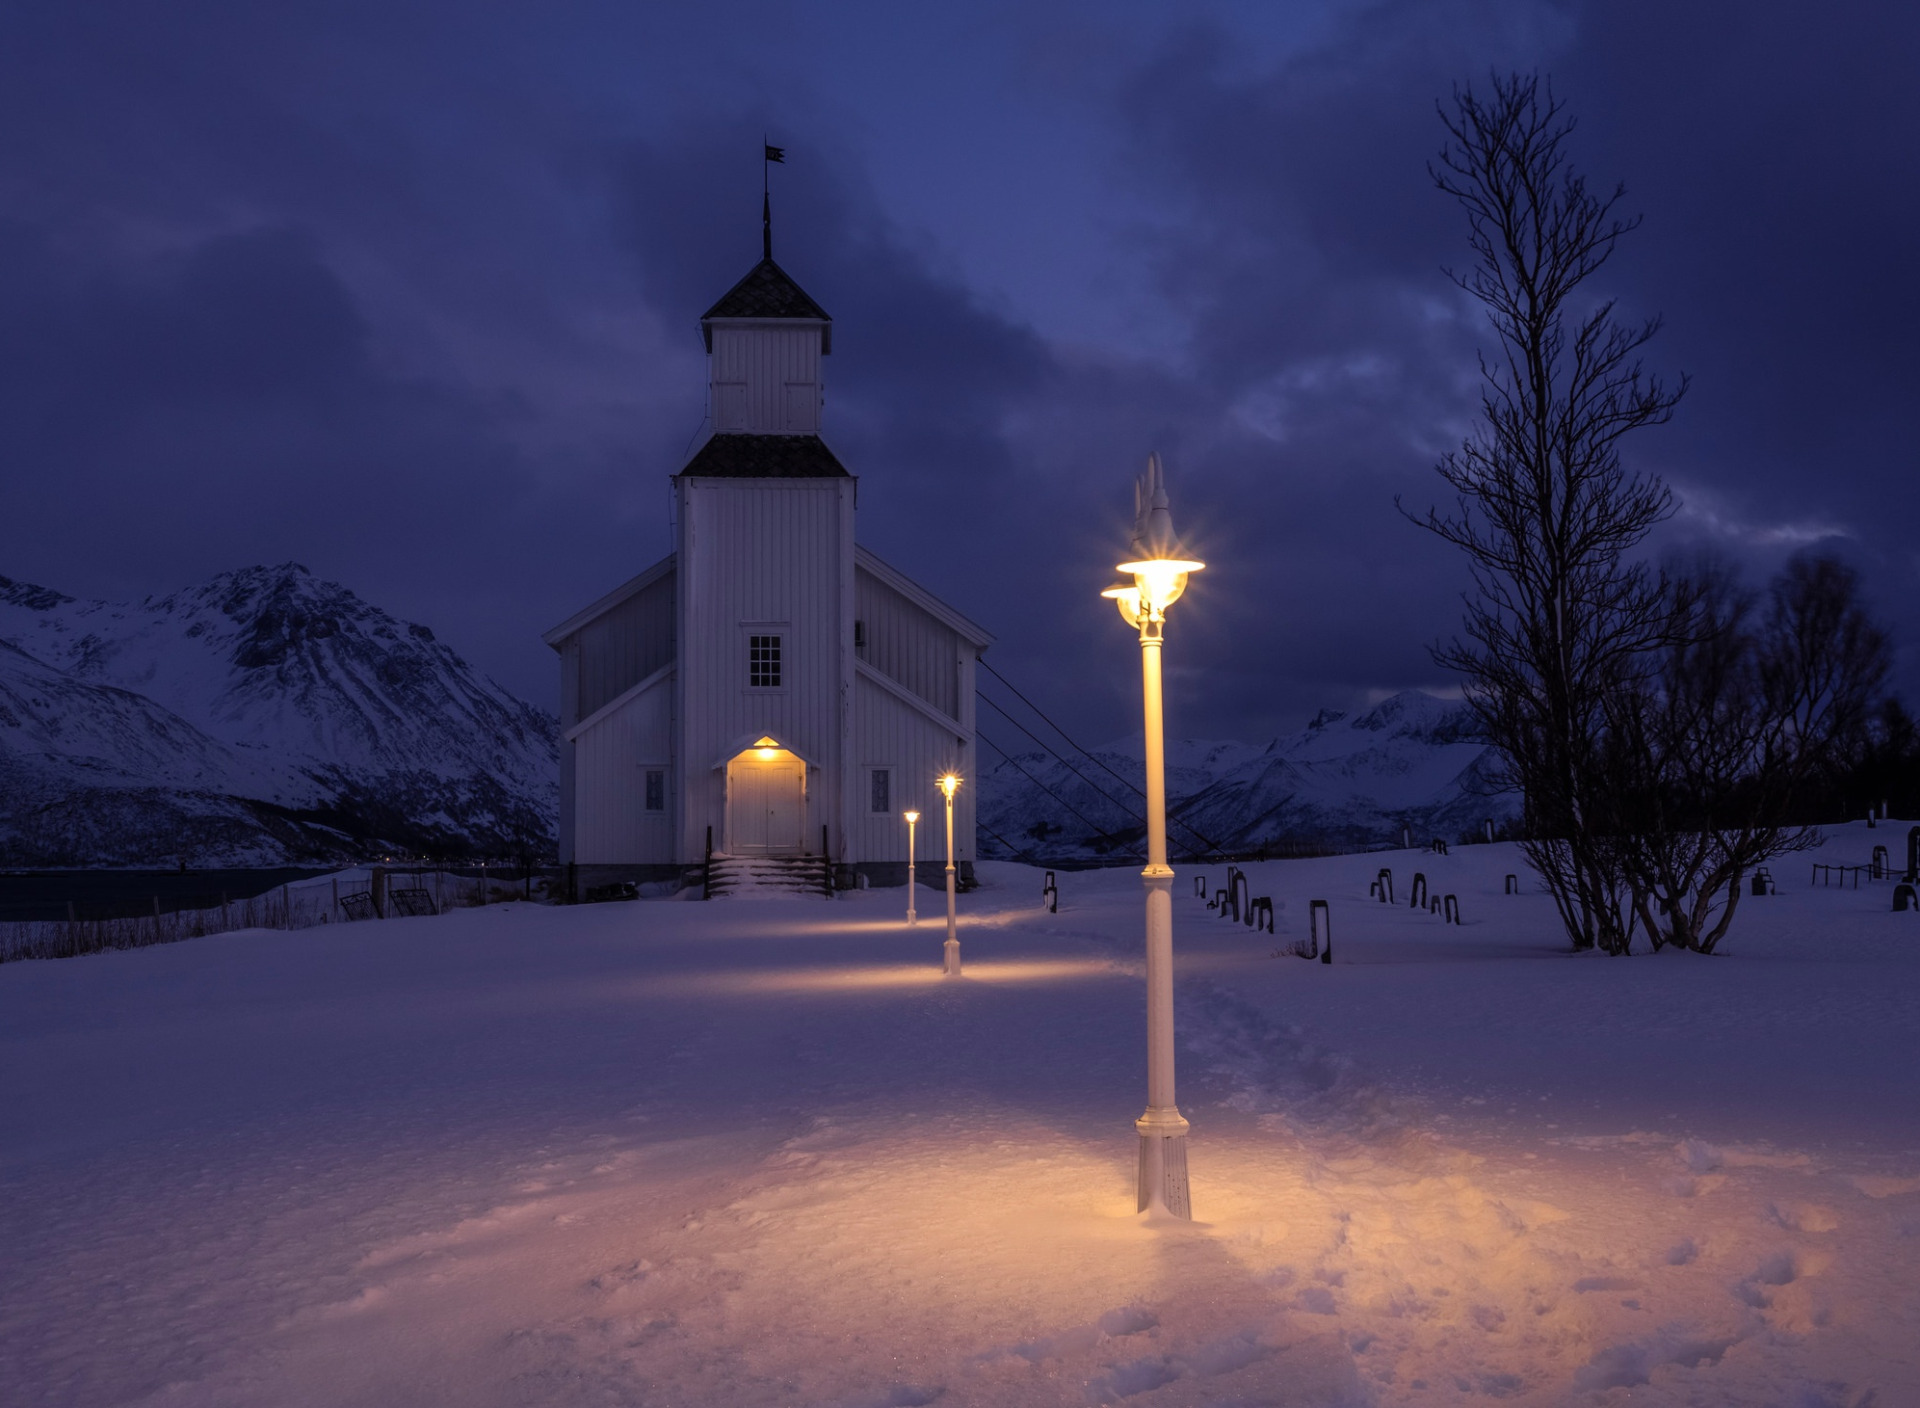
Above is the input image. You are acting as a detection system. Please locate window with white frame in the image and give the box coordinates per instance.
[870,768,891,814]
[748,634,782,689]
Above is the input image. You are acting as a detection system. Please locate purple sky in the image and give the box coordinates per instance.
[2,1,1915,744]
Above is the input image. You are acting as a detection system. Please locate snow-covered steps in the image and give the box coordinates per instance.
[706,853,831,900]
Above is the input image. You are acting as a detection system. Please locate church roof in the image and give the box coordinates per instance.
[679,433,851,479]
[701,258,831,323]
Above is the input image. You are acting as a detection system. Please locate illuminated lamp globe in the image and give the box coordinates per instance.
[1103,556,1203,627]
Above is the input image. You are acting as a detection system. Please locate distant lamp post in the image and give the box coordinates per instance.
[1101,451,1203,1220]
[903,809,921,925]
[937,773,962,975]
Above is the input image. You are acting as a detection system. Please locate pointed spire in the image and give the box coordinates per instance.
[1133,452,1179,557]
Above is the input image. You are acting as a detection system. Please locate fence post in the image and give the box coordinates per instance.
[1310,899,1331,964]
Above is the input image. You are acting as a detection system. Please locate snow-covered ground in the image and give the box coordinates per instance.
[3,826,1916,1405]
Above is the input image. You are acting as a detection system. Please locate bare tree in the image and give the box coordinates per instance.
[1408,73,1687,953]
[1607,555,1890,952]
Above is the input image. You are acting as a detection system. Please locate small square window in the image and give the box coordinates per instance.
[644,769,665,811]
[749,634,782,689]
[870,768,891,814]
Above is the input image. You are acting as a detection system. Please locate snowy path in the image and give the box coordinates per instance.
[3,834,1917,1405]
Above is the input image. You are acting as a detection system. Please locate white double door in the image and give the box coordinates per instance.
[728,754,807,855]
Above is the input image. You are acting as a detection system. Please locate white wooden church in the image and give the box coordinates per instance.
[544,241,991,891]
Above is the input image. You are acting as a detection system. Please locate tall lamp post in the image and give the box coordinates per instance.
[937,773,962,975]
[1101,452,1203,1219]
[903,809,920,925]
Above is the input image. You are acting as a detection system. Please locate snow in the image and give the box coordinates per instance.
[3,826,1917,1405]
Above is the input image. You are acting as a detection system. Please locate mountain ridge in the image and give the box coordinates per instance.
[0,564,557,866]
[979,689,1515,862]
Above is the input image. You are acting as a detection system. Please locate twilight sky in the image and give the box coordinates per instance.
[2,1,1915,745]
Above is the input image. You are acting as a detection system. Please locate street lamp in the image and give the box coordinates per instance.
[903,809,921,925]
[1101,451,1203,1220]
[937,773,962,975]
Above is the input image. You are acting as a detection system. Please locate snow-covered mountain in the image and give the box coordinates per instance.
[978,690,1514,863]
[0,565,557,866]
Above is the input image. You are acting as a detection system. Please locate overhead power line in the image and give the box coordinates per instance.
[978,694,1144,822]
[977,658,1229,859]
[976,729,1143,861]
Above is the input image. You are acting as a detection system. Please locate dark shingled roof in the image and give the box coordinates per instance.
[702,258,831,323]
[678,434,851,479]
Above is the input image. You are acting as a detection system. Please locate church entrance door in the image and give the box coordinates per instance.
[726,743,807,855]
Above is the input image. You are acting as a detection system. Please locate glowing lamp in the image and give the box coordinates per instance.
[903,810,920,824]
[1106,450,1199,1220]
[936,772,962,974]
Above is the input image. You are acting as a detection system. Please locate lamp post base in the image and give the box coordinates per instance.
[943,937,961,976]
[1135,1109,1192,1218]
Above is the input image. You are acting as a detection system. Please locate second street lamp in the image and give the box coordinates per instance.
[903,809,920,926]
[1102,452,1203,1220]
[938,773,961,975]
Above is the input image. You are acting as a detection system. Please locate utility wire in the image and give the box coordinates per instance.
[975,819,1038,865]
[977,659,1229,858]
[976,729,1144,860]
[978,691,1217,863]
[981,658,1150,799]
[977,694,1146,824]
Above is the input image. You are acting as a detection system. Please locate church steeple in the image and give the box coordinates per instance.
[694,252,834,450]
[699,259,831,351]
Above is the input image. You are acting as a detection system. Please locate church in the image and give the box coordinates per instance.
[544,236,991,893]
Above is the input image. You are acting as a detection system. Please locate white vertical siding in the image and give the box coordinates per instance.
[574,569,675,720]
[850,673,975,865]
[676,476,854,857]
[855,567,959,718]
[709,325,823,434]
[558,638,580,863]
[572,673,675,864]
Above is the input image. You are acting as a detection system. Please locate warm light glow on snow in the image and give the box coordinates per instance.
[10,833,1918,1403]
[649,957,1118,996]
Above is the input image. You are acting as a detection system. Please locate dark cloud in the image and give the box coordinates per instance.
[0,0,1914,745]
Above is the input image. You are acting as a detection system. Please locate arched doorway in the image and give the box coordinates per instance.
[726,738,807,855]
